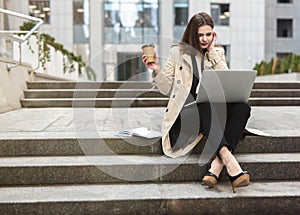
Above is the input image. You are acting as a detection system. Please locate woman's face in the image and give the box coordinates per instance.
[198,25,214,49]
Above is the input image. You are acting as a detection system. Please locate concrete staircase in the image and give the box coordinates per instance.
[0,81,299,214]
[0,133,299,214]
[21,81,300,107]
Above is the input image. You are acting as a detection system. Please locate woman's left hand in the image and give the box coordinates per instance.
[141,52,161,74]
[207,32,218,52]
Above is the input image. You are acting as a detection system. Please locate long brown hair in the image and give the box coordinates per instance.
[179,12,214,56]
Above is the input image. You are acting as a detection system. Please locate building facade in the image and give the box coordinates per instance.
[1,0,300,81]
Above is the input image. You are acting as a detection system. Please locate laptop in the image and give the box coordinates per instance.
[185,69,257,106]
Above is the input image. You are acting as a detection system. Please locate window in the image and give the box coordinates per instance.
[117,52,146,81]
[173,0,188,40]
[277,19,293,38]
[104,0,159,44]
[73,0,90,63]
[277,53,292,58]
[73,0,90,44]
[277,0,293,3]
[28,0,50,24]
[211,3,230,26]
[174,0,188,26]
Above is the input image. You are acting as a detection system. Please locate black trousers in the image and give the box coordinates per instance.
[169,102,251,157]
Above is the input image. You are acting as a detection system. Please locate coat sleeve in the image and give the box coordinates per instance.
[151,47,178,96]
[205,47,228,69]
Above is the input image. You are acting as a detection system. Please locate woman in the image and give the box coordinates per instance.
[142,12,250,193]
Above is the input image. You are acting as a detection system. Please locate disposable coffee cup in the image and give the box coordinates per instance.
[142,44,155,63]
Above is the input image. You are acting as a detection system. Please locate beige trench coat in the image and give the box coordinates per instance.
[152,45,228,158]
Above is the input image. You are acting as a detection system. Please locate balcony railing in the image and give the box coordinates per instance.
[0,8,43,70]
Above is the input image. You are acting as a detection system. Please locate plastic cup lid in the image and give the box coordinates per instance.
[141,44,155,49]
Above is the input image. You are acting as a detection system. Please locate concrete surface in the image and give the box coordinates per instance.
[0,107,299,139]
[0,107,299,214]
[0,181,299,215]
[255,72,300,82]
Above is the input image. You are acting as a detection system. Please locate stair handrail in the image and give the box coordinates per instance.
[0,8,44,70]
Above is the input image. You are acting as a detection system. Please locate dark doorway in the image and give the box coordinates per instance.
[117,52,147,81]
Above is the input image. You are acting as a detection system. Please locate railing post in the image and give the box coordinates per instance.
[7,42,22,71]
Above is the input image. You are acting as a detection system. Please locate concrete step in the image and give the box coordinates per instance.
[20,97,300,107]
[248,98,300,106]
[26,81,153,89]
[0,136,299,157]
[24,89,166,98]
[0,153,299,185]
[251,89,300,97]
[0,181,299,215]
[253,82,300,89]
[20,98,169,108]
[24,89,300,99]
[27,81,300,90]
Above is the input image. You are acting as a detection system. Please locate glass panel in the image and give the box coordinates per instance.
[117,52,147,81]
[28,0,50,24]
[0,38,13,59]
[277,19,293,38]
[277,0,293,3]
[174,0,188,26]
[173,26,186,40]
[104,0,159,44]
[73,0,90,44]
[73,0,90,64]
[277,52,292,58]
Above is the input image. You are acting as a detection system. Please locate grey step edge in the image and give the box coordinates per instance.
[0,153,299,185]
[20,98,300,108]
[0,136,299,157]
[0,181,299,215]
[24,89,300,98]
[23,89,166,98]
[27,81,300,90]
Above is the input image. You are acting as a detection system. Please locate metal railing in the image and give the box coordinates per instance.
[0,8,44,70]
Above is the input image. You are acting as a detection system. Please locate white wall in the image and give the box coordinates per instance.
[14,34,86,81]
[0,58,73,113]
[0,59,34,113]
[230,0,265,69]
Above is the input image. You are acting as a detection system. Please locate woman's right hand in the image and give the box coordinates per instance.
[207,32,218,52]
[142,52,161,74]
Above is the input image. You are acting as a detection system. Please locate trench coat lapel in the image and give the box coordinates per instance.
[182,54,193,73]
